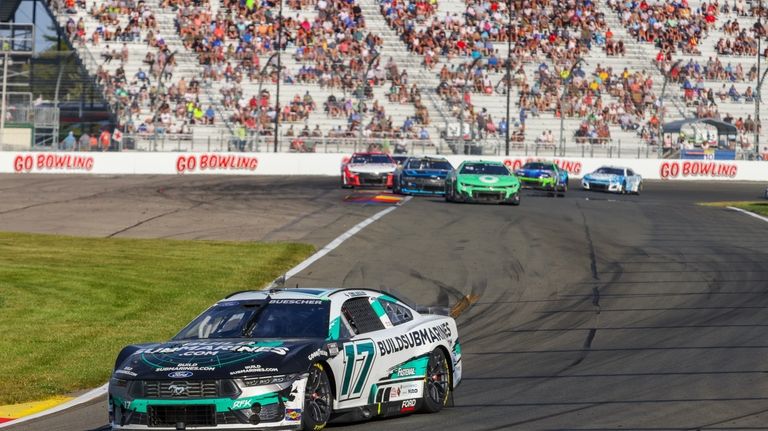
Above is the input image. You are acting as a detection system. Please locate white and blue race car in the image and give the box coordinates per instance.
[108,288,462,431]
[582,166,642,194]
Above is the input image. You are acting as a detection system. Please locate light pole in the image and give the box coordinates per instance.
[273,0,284,153]
[756,66,768,157]
[558,57,585,156]
[358,52,380,141]
[658,59,683,151]
[504,1,513,156]
[251,52,279,152]
[0,48,9,149]
[755,0,763,156]
[257,52,279,98]
[153,50,176,138]
[459,56,482,153]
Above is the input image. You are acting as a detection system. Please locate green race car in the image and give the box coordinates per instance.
[513,161,569,195]
[445,160,521,205]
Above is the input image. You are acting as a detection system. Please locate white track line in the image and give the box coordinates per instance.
[727,206,768,224]
[283,196,412,281]
[0,384,108,429]
[0,195,410,427]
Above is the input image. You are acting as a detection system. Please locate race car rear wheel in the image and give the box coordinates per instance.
[422,348,451,413]
[302,363,333,431]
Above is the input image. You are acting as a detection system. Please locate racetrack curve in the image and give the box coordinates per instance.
[2,175,768,431]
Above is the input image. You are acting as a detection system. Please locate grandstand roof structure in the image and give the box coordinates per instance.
[662,118,739,137]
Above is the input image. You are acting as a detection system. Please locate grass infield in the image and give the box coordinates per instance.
[700,201,768,217]
[0,232,314,405]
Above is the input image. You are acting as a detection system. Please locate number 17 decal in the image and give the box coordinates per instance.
[339,340,376,400]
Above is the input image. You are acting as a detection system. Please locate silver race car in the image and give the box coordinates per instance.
[582,166,643,194]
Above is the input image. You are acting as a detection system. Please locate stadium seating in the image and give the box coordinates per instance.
[45,0,768,155]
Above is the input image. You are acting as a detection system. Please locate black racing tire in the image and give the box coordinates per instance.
[557,182,567,196]
[421,348,451,413]
[302,363,333,431]
[393,178,402,195]
[633,182,643,195]
[510,193,521,206]
[620,181,627,195]
[445,185,455,202]
[340,176,352,189]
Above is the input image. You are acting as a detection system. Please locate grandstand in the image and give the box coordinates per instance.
[0,0,766,158]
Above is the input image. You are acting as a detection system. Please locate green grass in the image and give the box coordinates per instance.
[700,201,768,217]
[0,232,314,405]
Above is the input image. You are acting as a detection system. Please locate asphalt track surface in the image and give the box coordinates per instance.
[2,174,768,431]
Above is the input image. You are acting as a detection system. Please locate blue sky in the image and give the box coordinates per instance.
[14,0,56,54]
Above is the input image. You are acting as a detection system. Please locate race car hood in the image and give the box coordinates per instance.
[401,169,449,178]
[457,174,519,187]
[347,163,397,174]
[112,339,335,380]
[514,168,556,178]
[584,173,622,182]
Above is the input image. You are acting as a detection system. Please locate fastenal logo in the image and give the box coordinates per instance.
[168,384,188,396]
[396,367,416,377]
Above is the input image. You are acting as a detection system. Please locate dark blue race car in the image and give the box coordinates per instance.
[393,156,454,195]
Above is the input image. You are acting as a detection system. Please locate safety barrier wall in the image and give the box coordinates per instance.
[0,152,766,181]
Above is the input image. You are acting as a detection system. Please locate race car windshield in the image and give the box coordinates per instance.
[595,167,624,175]
[523,163,554,170]
[460,164,510,175]
[350,154,393,164]
[174,300,331,340]
[404,159,452,170]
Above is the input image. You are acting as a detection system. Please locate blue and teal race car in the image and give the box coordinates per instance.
[393,156,453,195]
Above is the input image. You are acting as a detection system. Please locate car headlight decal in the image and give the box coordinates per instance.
[241,373,300,387]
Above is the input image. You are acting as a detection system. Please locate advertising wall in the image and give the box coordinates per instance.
[0,152,766,181]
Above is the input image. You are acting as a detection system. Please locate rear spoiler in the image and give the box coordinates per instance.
[414,306,451,316]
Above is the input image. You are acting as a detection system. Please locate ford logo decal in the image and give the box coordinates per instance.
[168,371,194,378]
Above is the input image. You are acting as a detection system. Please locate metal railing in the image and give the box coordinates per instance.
[0,23,35,54]
[16,132,680,159]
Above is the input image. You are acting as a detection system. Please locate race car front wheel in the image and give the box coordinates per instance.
[302,363,333,431]
[445,186,455,202]
[422,348,451,413]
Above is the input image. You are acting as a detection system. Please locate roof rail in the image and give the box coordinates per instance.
[224,290,266,299]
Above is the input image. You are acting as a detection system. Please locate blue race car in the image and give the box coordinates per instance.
[581,166,643,194]
[393,156,454,195]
